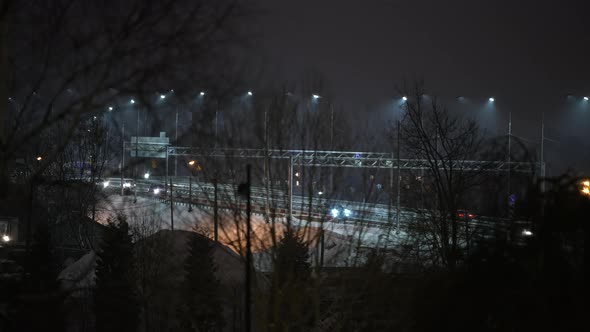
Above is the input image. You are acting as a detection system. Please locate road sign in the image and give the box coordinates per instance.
[129,136,169,158]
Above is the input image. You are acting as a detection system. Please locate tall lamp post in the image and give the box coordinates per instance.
[312,94,335,193]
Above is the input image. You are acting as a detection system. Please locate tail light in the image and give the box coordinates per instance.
[458,213,464,218]
[468,213,474,219]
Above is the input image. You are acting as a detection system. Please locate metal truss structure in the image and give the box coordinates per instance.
[125,143,538,173]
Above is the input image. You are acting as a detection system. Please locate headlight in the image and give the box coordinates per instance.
[2,235,10,242]
[343,209,352,217]
[521,229,533,237]
[153,188,160,195]
[331,208,339,218]
[102,181,110,188]
[123,182,131,188]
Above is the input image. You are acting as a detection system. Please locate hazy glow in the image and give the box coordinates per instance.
[144,172,150,179]
[103,181,110,188]
[584,96,589,101]
[200,91,205,96]
[402,96,408,101]
[36,156,42,161]
[130,99,135,104]
[188,160,196,166]
[489,97,495,102]
[108,106,113,111]
[160,95,166,99]
[247,91,253,96]
[2,235,9,242]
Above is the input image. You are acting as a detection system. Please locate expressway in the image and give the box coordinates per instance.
[101,177,513,239]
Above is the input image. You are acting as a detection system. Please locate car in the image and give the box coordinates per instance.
[148,183,166,196]
[326,203,352,222]
[456,210,474,221]
[122,179,136,195]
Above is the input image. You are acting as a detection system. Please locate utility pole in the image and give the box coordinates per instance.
[288,156,293,228]
[396,120,401,230]
[121,140,125,196]
[214,100,219,148]
[169,178,174,230]
[188,175,192,212]
[136,108,140,178]
[239,165,252,332]
[508,111,512,194]
[214,177,218,242]
[175,108,178,177]
[330,103,334,194]
[165,147,169,198]
[540,112,546,193]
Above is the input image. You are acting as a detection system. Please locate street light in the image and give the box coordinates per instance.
[200,91,205,96]
[247,91,253,96]
[188,160,196,166]
[144,172,150,179]
[160,94,166,99]
[489,97,495,102]
[312,94,321,99]
[36,156,42,161]
[130,99,135,104]
[584,96,589,101]
[402,96,408,101]
[108,106,113,111]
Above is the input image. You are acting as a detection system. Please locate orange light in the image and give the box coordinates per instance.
[582,187,590,195]
[583,180,590,187]
[36,156,42,161]
[188,160,196,166]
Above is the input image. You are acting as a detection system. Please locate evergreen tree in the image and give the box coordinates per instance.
[177,232,224,332]
[274,228,311,285]
[6,222,65,332]
[94,215,139,332]
[268,228,312,331]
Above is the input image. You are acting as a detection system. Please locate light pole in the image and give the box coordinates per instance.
[312,94,335,193]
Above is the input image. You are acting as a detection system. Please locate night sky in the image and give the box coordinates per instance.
[255,0,590,173]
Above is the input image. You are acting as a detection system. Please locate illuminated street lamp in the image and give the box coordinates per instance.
[200,91,205,96]
[584,96,589,101]
[489,97,495,102]
[36,156,42,161]
[581,179,590,196]
[402,96,408,101]
[130,99,135,104]
[247,91,253,96]
[188,160,196,166]
[160,94,166,99]
[144,172,150,179]
[312,94,321,99]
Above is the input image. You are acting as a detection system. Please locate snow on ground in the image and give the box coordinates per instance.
[95,194,406,269]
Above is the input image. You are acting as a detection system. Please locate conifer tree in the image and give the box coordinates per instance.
[268,228,312,331]
[177,232,224,332]
[94,215,138,332]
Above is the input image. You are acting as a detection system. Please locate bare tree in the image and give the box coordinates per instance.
[393,84,487,270]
